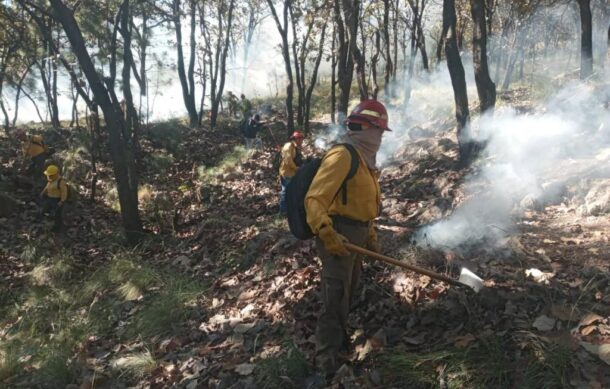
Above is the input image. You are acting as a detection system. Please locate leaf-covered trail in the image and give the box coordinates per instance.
[1,114,610,388]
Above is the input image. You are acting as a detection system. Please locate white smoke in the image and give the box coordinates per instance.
[414,78,610,252]
[378,59,478,166]
[313,123,346,151]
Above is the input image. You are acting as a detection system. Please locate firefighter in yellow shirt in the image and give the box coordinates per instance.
[14,129,48,177]
[39,165,68,232]
[278,131,304,215]
[305,100,390,379]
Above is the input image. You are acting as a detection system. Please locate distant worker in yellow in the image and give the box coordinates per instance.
[14,129,48,177]
[39,165,68,232]
[240,93,252,119]
[226,91,239,118]
[278,131,305,215]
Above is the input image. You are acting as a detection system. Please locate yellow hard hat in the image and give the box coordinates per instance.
[44,165,59,176]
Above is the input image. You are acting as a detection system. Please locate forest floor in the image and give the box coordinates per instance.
[1,87,610,388]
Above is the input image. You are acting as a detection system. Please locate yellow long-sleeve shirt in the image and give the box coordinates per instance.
[305,145,380,234]
[42,177,68,202]
[279,141,301,178]
[23,135,47,158]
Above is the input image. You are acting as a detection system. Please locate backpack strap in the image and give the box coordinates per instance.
[330,143,360,205]
[57,178,70,196]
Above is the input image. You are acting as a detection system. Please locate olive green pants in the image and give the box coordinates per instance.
[315,217,369,375]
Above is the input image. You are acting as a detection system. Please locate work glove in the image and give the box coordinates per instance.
[367,223,379,253]
[318,225,350,256]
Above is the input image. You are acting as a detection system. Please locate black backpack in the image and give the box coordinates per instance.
[286,143,359,240]
[57,178,74,204]
[239,119,248,136]
[241,118,260,138]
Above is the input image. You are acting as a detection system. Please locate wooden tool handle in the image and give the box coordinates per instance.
[344,242,464,287]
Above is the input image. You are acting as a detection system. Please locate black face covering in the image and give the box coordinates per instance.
[347,122,363,132]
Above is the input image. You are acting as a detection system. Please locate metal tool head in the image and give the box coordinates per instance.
[458,267,484,293]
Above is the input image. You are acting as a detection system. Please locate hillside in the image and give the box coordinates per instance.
[1,84,610,388]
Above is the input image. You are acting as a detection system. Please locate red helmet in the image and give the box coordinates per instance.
[346,99,391,131]
[291,131,304,139]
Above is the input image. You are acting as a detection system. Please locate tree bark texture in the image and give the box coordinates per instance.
[120,0,139,150]
[304,22,327,132]
[469,0,496,113]
[331,23,337,123]
[371,31,381,100]
[209,0,235,128]
[343,0,367,100]
[335,0,355,116]
[382,0,393,97]
[443,0,472,166]
[267,0,295,134]
[577,0,593,79]
[0,45,17,131]
[290,5,308,127]
[174,0,198,127]
[48,0,143,242]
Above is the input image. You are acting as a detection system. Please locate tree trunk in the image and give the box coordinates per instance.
[21,87,45,124]
[197,3,208,126]
[304,22,327,132]
[0,100,9,133]
[518,49,525,81]
[174,0,198,127]
[470,0,496,113]
[331,23,337,124]
[210,0,234,128]
[417,28,429,71]
[443,0,473,166]
[267,0,295,134]
[291,5,310,127]
[383,0,393,97]
[577,0,593,79]
[0,81,9,131]
[392,0,399,79]
[335,0,354,116]
[411,0,429,72]
[404,0,422,104]
[0,47,12,133]
[138,10,148,97]
[502,27,524,91]
[120,0,139,152]
[371,31,380,99]
[87,105,100,202]
[69,81,78,127]
[435,29,444,65]
[493,21,509,84]
[12,63,32,127]
[346,0,367,101]
[51,27,60,128]
[25,7,94,109]
[48,0,142,242]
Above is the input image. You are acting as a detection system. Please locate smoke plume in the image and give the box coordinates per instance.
[414,78,610,252]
